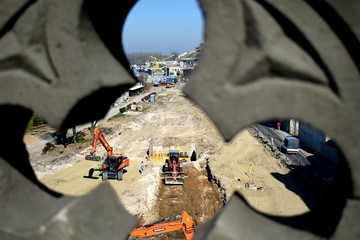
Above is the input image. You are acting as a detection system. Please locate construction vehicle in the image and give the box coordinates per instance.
[281,136,300,154]
[149,55,175,68]
[85,126,129,181]
[150,145,194,162]
[130,211,195,240]
[149,55,175,76]
[162,149,186,185]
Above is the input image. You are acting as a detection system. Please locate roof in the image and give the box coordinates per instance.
[169,150,180,154]
[285,136,299,140]
[179,58,196,61]
[129,84,144,91]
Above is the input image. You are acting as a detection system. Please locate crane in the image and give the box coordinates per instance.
[149,54,175,76]
[130,211,195,240]
[149,54,175,66]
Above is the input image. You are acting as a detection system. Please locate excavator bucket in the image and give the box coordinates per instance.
[85,155,102,161]
[164,176,185,185]
[83,168,99,179]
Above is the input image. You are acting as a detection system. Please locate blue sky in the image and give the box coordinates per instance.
[122,0,204,55]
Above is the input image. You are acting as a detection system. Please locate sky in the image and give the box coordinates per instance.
[122,0,204,55]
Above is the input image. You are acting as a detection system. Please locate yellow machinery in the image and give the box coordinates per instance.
[150,146,190,162]
[149,55,175,76]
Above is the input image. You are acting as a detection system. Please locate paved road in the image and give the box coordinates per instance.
[253,123,336,178]
[70,85,165,135]
[254,124,310,166]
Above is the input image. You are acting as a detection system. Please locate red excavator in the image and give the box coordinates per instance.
[130,211,195,240]
[85,126,129,181]
[162,150,186,185]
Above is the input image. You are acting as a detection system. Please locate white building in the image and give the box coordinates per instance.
[167,66,181,76]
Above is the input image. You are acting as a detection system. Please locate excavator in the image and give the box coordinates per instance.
[130,211,195,240]
[162,149,186,185]
[85,126,129,181]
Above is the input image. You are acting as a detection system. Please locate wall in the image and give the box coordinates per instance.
[298,122,326,154]
[321,141,339,164]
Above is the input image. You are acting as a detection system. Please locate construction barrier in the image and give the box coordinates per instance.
[150,151,190,162]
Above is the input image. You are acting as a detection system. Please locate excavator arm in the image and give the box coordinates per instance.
[149,56,159,61]
[86,126,114,161]
[160,54,175,61]
[130,211,195,240]
[91,126,113,157]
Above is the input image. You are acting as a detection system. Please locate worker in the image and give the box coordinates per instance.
[247,163,254,184]
[140,161,145,174]
[277,121,281,130]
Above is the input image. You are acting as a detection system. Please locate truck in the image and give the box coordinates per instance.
[281,136,300,154]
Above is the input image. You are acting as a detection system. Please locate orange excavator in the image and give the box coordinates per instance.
[85,126,129,181]
[130,211,195,240]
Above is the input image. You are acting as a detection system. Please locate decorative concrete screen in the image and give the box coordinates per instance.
[0,0,359,239]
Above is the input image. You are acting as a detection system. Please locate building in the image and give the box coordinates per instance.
[167,66,181,76]
[179,58,197,77]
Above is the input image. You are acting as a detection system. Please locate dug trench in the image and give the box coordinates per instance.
[137,163,224,240]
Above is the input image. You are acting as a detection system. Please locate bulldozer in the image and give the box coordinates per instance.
[130,211,195,240]
[85,126,129,181]
[162,149,187,185]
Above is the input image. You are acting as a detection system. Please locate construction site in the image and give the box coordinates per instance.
[25,84,315,240]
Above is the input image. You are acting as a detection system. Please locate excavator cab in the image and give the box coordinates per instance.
[101,155,129,181]
[169,150,180,158]
[107,156,123,171]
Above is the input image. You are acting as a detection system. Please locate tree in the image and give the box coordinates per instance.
[126,52,164,65]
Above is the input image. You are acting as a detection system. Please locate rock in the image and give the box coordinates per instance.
[42,142,55,155]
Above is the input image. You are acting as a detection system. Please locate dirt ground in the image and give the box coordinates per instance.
[24,85,309,239]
